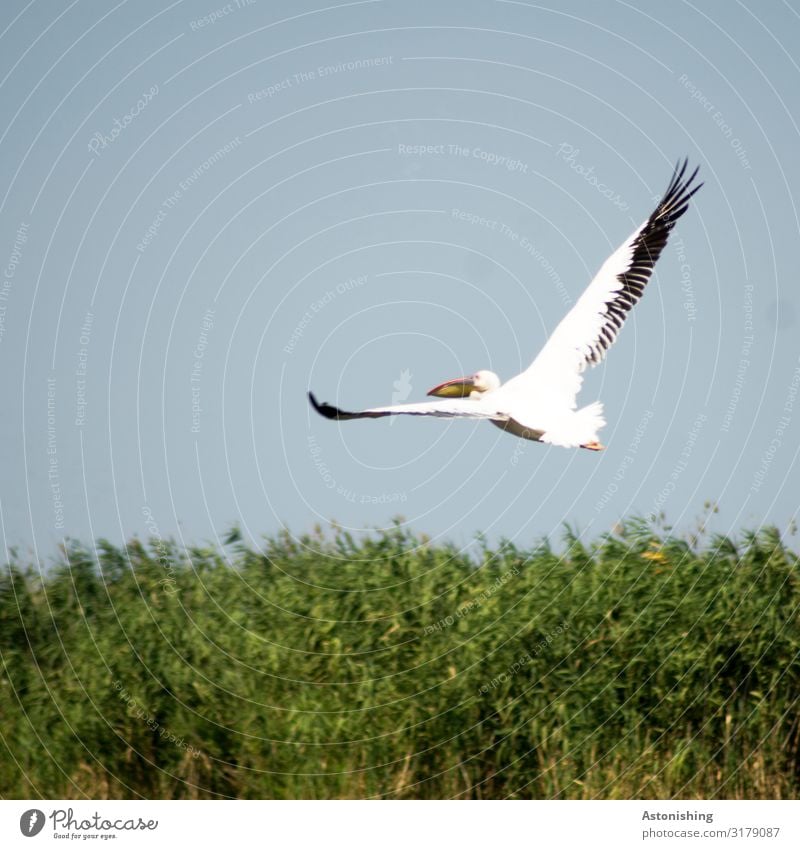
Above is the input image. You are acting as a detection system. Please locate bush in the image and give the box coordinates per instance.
[0,520,797,798]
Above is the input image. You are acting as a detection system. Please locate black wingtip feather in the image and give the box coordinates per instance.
[659,158,703,223]
[581,159,702,369]
[308,391,388,421]
[308,391,340,420]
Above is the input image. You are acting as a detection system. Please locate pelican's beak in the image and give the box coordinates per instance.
[427,375,476,398]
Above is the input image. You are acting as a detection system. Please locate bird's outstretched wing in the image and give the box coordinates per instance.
[308,392,507,421]
[501,159,702,409]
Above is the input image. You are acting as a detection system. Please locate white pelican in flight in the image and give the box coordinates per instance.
[309,160,701,450]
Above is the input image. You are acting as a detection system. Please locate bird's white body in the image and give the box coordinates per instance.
[309,160,701,451]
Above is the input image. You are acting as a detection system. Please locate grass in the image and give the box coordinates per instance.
[0,518,798,799]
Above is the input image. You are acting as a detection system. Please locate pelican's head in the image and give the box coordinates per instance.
[427,369,501,399]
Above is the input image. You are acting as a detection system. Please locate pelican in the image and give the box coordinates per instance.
[309,159,701,450]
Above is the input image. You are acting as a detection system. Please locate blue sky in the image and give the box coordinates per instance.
[1,0,799,556]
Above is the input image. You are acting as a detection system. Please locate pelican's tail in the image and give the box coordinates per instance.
[540,401,606,449]
[577,401,606,439]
